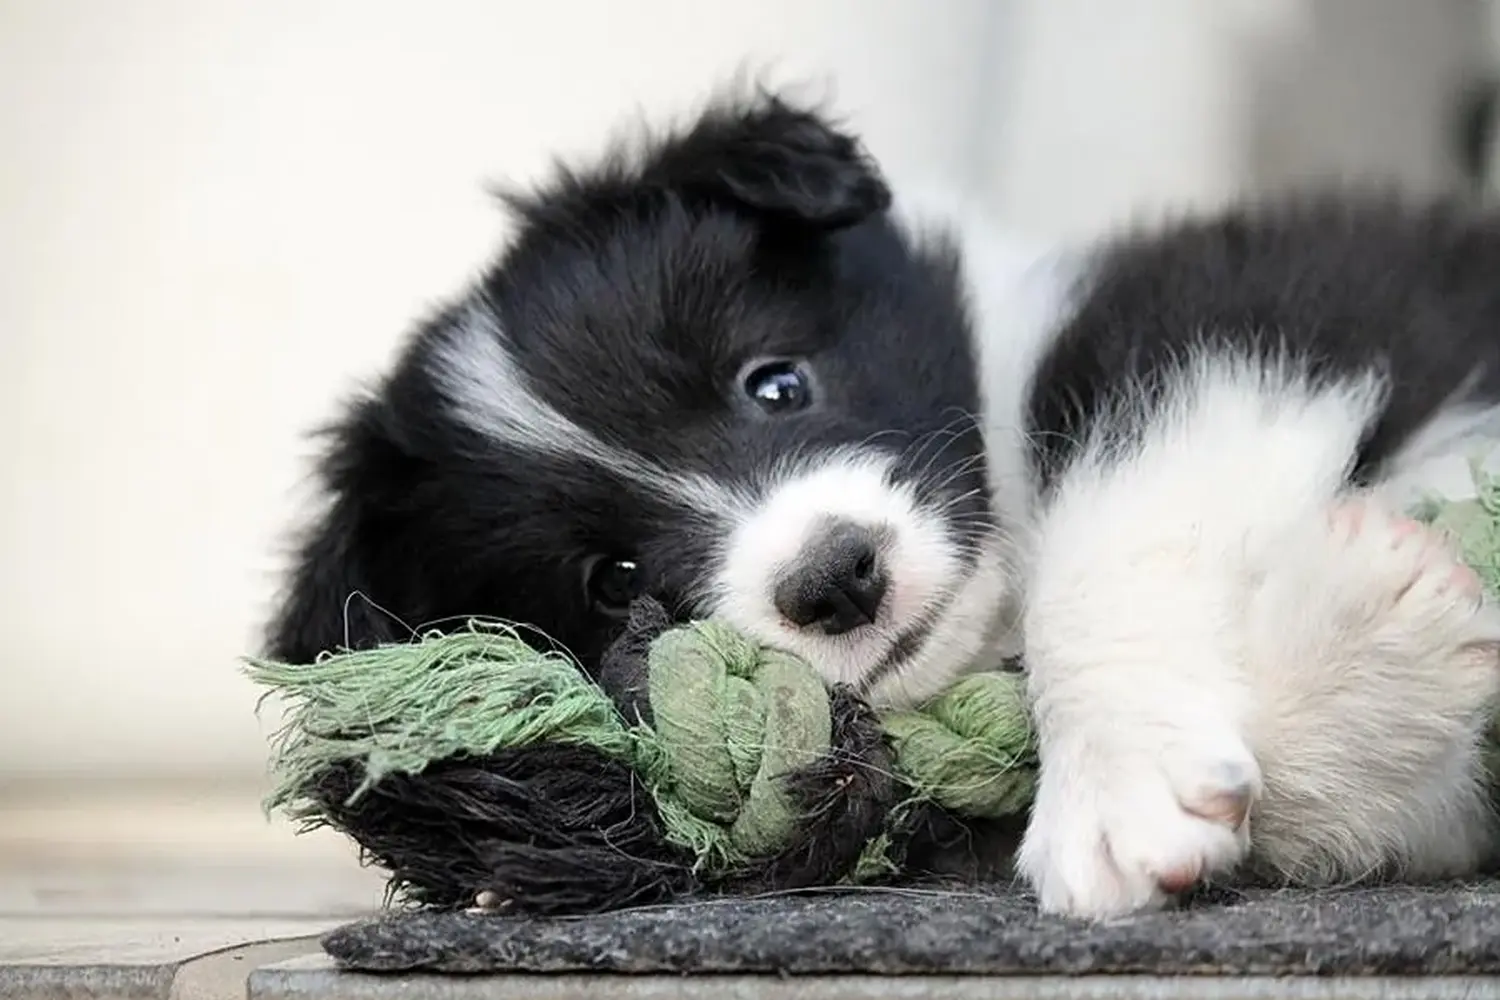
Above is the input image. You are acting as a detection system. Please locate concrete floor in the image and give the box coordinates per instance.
[0,779,384,999]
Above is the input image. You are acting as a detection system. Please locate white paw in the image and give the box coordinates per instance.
[1017,728,1261,919]
[1239,494,1500,882]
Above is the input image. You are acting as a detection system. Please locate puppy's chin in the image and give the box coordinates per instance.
[708,450,1015,709]
[861,531,1018,709]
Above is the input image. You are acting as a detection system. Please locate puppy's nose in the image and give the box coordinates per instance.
[774,520,889,635]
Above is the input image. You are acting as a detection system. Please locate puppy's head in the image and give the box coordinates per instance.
[268,92,1012,707]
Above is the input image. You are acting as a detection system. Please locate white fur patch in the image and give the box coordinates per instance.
[868,528,1018,708]
[1012,351,1500,917]
[712,450,969,699]
[894,186,1084,539]
[433,304,746,519]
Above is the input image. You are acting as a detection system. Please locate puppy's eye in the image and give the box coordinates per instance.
[742,360,812,414]
[585,556,643,616]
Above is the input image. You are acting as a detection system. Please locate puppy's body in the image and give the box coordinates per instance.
[267,95,1500,919]
[963,199,1500,914]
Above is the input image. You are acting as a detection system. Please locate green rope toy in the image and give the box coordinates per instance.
[250,465,1500,914]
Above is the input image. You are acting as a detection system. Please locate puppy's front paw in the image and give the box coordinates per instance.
[1017,730,1261,919]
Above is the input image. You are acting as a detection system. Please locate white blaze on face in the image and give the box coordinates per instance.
[711,450,972,690]
[432,305,747,519]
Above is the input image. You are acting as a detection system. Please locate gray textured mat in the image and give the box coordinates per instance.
[322,881,1500,976]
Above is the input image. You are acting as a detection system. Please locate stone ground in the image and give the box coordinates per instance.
[3,779,1497,1000]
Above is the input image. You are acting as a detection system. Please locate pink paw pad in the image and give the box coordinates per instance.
[1330,497,1483,605]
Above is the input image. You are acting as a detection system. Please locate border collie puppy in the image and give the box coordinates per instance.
[266,91,1500,918]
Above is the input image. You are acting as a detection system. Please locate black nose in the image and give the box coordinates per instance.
[773,520,889,635]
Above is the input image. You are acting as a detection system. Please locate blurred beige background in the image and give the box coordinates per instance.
[0,0,1493,799]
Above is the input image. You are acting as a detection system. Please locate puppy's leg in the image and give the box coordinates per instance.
[1238,494,1500,884]
[1016,358,1407,918]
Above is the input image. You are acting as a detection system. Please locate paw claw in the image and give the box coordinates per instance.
[1330,497,1485,614]
[1390,517,1423,542]
[1182,780,1255,830]
[1446,564,1483,598]
[1155,864,1202,895]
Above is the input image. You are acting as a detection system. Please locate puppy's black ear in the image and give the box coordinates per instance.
[646,94,892,231]
[263,500,399,665]
[262,409,406,664]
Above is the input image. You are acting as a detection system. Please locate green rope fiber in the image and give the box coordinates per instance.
[645,619,834,866]
[248,618,1036,876]
[251,624,639,822]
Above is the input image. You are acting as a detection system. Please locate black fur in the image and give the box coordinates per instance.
[264,91,989,672]
[1026,194,1500,485]
[511,92,893,232]
[594,594,671,725]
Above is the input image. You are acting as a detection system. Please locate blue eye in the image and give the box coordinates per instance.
[743,361,812,413]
